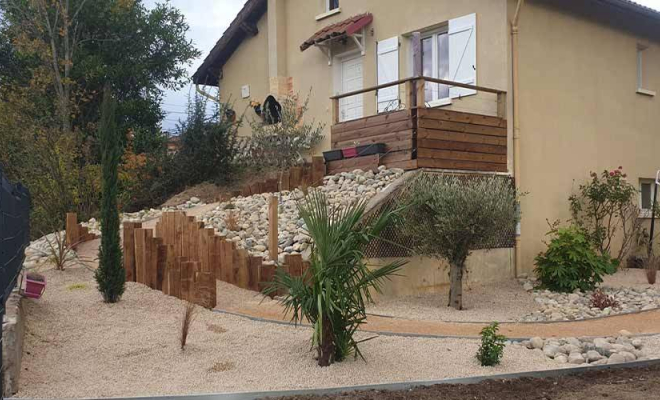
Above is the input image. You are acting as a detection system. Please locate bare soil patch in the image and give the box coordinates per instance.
[272,364,660,400]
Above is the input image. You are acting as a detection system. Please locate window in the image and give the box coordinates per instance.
[637,45,656,97]
[641,179,655,212]
[422,31,450,105]
[327,0,339,12]
[412,13,477,107]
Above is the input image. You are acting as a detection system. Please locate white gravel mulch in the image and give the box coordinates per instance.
[18,264,564,399]
[366,280,538,323]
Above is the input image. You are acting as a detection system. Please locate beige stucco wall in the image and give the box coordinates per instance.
[369,248,514,299]
[217,0,660,288]
[219,0,510,150]
[219,13,270,137]
[515,0,660,274]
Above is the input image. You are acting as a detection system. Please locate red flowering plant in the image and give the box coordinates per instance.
[569,167,642,265]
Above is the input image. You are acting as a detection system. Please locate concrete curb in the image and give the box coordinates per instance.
[13,358,660,400]
[212,308,660,341]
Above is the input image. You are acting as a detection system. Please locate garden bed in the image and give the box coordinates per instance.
[17,262,568,399]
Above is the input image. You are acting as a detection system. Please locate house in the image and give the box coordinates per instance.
[193,0,660,294]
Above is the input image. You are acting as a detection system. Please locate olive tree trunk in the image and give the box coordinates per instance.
[449,261,464,310]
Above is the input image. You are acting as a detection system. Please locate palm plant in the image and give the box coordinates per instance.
[265,191,405,367]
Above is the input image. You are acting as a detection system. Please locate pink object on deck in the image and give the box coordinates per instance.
[342,147,358,158]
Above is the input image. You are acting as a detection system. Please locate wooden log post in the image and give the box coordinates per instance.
[169,256,182,298]
[237,249,250,289]
[412,31,422,108]
[149,237,162,289]
[290,167,302,189]
[221,241,235,283]
[268,195,278,262]
[161,244,175,295]
[286,254,304,278]
[122,222,141,282]
[248,256,262,291]
[416,79,426,109]
[279,170,290,192]
[332,97,340,125]
[259,263,276,295]
[133,228,153,285]
[180,259,194,302]
[311,156,326,187]
[65,213,78,247]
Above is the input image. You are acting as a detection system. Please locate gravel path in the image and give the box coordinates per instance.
[18,264,569,399]
[367,280,538,322]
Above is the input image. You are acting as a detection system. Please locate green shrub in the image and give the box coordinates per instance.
[476,322,506,367]
[534,225,617,293]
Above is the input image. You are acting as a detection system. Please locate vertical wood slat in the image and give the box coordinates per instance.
[180,259,193,302]
[268,195,278,261]
[290,167,302,189]
[174,212,186,258]
[133,228,153,285]
[65,213,78,247]
[332,97,340,125]
[156,242,167,291]
[279,171,290,192]
[236,249,250,289]
[259,263,276,295]
[169,255,181,298]
[161,244,175,295]
[248,256,262,291]
[286,254,304,277]
[149,237,162,289]
[122,222,141,282]
[221,241,235,283]
[311,156,326,187]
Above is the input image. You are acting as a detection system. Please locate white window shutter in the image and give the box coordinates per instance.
[448,13,477,98]
[377,36,400,113]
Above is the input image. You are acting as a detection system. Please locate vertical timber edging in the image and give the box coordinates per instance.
[126,208,310,307]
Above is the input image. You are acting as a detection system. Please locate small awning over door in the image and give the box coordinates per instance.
[300,13,373,51]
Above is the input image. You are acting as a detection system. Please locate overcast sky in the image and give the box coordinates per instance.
[147,0,660,132]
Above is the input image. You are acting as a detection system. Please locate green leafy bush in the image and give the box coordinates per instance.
[476,322,506,367]
[535,225,617,293]
[569,168,642,263]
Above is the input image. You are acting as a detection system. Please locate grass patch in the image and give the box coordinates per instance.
[67,283,88,291]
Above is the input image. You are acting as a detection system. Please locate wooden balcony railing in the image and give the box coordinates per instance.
[330,76,507,125]
[327,77,509,174]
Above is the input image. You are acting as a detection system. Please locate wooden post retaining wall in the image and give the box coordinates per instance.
[123,211,311,309]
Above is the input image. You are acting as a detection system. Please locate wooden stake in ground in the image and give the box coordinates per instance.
[269,195,278,261]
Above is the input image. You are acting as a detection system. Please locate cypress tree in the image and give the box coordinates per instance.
[95,86,125,303]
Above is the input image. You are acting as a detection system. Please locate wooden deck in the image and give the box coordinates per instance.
[328,107,508,174]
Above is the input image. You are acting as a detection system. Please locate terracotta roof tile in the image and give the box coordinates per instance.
[300,13,373,51]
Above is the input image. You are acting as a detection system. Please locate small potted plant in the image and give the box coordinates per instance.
[23,272,47,299]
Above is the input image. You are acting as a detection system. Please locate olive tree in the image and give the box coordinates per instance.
[399,173,520,310]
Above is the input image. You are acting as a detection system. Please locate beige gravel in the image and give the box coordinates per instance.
[19,264,571,399]
[602,268,656,289]
[366,280,538,322]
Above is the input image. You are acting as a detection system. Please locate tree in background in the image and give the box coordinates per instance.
[95,87,125,303]
[170,94,240,188]
[399,174,520,310]
[0,0,200,236]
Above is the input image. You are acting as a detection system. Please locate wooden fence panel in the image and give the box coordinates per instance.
[122,222,141,282]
